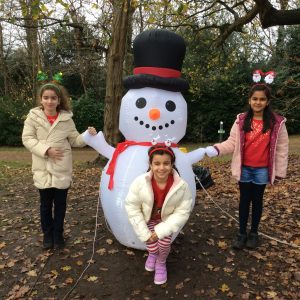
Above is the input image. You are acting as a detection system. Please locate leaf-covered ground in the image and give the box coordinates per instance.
[0,155,299,300]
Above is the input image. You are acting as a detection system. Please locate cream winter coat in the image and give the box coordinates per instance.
[22,107,86,189]
[125,170,193,242]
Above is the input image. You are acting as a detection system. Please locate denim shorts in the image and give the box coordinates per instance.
[240,166,269,185]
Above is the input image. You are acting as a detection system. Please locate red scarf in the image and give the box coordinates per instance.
[106,141,178,190]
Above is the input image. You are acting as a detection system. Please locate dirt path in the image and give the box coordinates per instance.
[0,155,299,299]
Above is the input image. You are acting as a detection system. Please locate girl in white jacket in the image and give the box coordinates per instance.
[125,145,193,285]
[22,81,96,250]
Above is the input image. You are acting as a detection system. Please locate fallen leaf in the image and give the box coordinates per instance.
[131,289,141,295]
[218,240,228,250]
[61,266,72,271]
[50,285,57,290]
[292,238,300,246]
[106,239,113,245]
[26,270,37,277]
[108,249,119,254]
[220,283,230,292]
[65,277,74,284]
[175,282,184,289]
[266,291,277,298]
[96,248,106,255]
[51,270,59,278]
[87,276,98,282]
[7,260,16,268]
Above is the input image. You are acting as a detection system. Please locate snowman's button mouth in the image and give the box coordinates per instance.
[134,117,175,131]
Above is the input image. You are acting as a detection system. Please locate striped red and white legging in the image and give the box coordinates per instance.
[146,219,172,263]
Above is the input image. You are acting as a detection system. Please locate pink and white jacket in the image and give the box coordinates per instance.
[214,113,289,184]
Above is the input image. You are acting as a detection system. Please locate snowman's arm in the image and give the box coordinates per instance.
[186,147,206,164]
[82,130,115,160]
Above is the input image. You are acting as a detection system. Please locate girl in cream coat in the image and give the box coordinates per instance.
[22,81,96,250]
[125,145,193,285]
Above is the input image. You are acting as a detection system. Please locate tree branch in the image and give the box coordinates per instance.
[254,0,300,28]
[214,4,259,47]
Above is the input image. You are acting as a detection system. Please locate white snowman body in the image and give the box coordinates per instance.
[83,87,205,249]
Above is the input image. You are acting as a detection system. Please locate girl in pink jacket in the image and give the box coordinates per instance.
[206,83,289,250]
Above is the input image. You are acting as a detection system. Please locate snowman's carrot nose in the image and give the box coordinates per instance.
[149,108,160,120]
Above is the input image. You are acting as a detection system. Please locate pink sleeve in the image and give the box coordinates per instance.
[214,121,238,155]
[275,123,289,178]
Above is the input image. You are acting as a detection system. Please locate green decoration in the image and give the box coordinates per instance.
[52,72,63,83]
[37,70,48,81]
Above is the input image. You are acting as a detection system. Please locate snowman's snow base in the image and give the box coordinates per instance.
[99,147,196,250]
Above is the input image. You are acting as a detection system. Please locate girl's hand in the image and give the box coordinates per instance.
[88,127,97,136]
[46,147,64,160]
[147,232,158,243]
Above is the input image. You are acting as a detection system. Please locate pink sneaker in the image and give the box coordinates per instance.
[154,262,167,285]
[145,254,157,271]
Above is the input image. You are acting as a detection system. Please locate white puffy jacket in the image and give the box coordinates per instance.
[125,170,193,242]
[22,107,86,189]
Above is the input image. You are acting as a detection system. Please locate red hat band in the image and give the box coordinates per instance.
[133,67,181,78]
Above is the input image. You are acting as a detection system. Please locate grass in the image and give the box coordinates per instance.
[0,134,299,169]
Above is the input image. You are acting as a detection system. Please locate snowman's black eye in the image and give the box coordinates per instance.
[136,97,146,109]
[165,100,176,112]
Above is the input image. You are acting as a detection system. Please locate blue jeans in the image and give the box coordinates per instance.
[240,166,269,185]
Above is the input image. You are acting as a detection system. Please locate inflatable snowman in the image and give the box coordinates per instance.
[83,29,205,249]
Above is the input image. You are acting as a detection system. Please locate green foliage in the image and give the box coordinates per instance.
[270,26,300,134]
[182,28,253,142]
[0,97,33,146]
[72,90,104,133]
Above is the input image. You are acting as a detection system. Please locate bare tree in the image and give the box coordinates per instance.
[103,0,136,145]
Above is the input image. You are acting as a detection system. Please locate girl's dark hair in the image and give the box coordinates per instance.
[148,145,176,164]
[243,84,275,133]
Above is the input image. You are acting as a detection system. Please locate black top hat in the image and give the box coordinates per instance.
[123,29,189,92]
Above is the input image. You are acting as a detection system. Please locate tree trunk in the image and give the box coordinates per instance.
[272,0,288,63]
[19,0,41,101]
[0,23,9,96]
[69,8,88,95]
[103,0,134,145]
